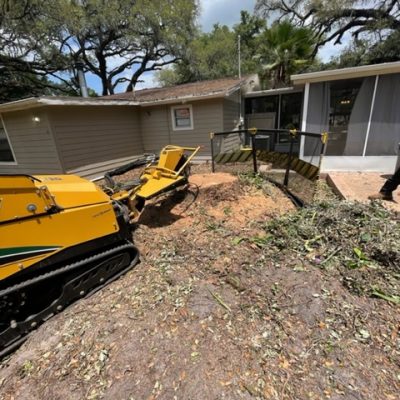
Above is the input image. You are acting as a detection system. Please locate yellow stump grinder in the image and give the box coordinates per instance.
[0,145,199,357]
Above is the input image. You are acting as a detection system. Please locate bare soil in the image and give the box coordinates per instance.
[0,170,399,400]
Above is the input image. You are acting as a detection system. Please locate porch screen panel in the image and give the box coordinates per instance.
[0,116,15,162]
[304,82,329,156]
[365,73,400,156]
[343,77,374,155]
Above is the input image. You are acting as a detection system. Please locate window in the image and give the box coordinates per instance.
[278,93,303,143]
[279,93,302,130]
[171,105,193,130]
[0,115,16,163]
[245,93,303,145]
[245,96,279,115]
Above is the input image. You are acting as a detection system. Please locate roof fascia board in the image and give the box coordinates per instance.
[291,62,400,85]
[0,97,138,113]
[0,80,245,111]
[0,98,41,113]
[39,98,138,106]
[225,84,242,97]
[244,87,303,98]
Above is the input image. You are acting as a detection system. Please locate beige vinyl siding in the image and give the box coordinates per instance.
[0,109,62,174]
[49,106,143,171]
[140,99,224,155]
[171,99,223,154]
[139,106,171,153]
[218,91,242,154]
[169,99,223,156]
[223,90,241,131]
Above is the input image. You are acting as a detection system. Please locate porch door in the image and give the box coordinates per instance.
[327,79,363,155]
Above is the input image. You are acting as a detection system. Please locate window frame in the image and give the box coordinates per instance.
[0,114,17,165]
[171,104,194,131]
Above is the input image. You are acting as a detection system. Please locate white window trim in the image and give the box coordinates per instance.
[171,104,194,131]
[0,114,17,165]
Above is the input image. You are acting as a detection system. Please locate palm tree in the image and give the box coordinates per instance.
[257,21,316,88]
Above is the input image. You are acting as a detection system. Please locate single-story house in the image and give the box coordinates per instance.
[1,61,400,176]
[0,77,253,177]
[245,61,400,173]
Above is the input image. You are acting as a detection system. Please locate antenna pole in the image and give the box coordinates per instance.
[238,34,241,79]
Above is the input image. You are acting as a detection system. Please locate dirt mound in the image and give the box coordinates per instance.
[0,172,399,400]
[138,173,294,233]
[189,172,237,188]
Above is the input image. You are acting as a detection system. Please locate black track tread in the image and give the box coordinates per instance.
[0,243,135,298]
[0,243,139,359]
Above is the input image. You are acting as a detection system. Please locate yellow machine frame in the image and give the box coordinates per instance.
[112,145,200,218]
[0,145,200,280]
[0,144,199,357]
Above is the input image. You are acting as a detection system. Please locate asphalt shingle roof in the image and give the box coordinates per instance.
[105,77,243,103]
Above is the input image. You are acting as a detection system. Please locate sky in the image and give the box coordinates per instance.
[85,0,347,94]
[199,0,256,32]
[111,0,259,92]
[198,0,348,60]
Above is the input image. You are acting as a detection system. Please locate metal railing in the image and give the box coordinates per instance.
[209,128,328,189]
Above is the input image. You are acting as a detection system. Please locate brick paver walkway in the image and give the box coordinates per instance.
[327,172,400,212]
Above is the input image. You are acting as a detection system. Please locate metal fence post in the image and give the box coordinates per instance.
[320,132,328,156]
[283,129,297,187]
[209,132,215,173]
[318,132,329,174]
[249,127,258,174]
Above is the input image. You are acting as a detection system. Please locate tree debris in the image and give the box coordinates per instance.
[0,167,398,400]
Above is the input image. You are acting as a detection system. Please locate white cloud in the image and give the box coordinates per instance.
[199,0,257,32]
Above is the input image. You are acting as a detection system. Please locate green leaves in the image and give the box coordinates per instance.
[157,11,267,86]
[262,199,400,302]
[0,0,198,96]
[371,288,400,305]
[346,247,370,269]
[256,20,316,88]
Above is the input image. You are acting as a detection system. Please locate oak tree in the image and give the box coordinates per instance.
[255,0,400,53]
[0,0,198,96]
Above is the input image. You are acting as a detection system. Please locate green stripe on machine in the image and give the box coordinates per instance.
[0,246,61,259]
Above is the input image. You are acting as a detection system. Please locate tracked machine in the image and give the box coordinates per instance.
[0,145,199,357]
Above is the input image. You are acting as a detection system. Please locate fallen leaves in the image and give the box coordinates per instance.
[0,170,399,400]
[262,200,400,302]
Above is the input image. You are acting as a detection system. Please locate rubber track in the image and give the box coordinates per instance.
[0,243,139,358]
[0,243,135,298]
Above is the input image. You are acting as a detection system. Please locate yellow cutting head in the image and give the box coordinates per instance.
[111,145,200,217]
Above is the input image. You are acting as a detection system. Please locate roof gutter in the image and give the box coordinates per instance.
[225,83,242,97]
[291,61,400,85]
[0,97,138,113]
[244,86,302,98]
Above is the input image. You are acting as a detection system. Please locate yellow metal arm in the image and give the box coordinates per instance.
[111,145,200,219]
